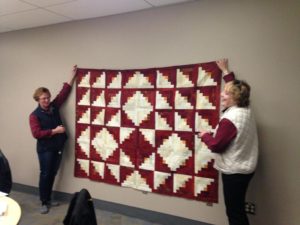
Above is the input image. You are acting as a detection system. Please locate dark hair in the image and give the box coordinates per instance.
[225,80,251,107]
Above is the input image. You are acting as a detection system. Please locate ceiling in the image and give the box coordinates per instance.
[0,0,196,33]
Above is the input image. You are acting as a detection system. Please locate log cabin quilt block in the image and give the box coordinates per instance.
[75,62,221,203]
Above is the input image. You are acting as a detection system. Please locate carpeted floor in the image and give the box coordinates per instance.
[9,190,161,225]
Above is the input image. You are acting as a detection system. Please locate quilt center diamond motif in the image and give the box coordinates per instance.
[157,133,192,171]
[92,128,118,160]
[123,91,153,126]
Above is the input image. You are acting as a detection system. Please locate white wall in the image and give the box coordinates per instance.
[0,0,299,225]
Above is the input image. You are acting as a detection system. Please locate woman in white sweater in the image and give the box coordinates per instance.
[199,59,258,225]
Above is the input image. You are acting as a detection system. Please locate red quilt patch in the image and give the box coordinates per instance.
[75,62,221,203]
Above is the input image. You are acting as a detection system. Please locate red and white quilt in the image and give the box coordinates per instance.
[75,62,221,203]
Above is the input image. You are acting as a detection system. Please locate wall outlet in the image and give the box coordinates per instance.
[245,202,256,215]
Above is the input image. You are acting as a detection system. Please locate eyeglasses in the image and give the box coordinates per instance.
[39,97,50,101]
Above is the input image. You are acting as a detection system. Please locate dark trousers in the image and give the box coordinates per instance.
[222,172,254,225]
[38,150,62,205]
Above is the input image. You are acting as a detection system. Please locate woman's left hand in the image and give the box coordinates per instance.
[216,58,229,74]
[69,65,78,85]
[72,65,78,75]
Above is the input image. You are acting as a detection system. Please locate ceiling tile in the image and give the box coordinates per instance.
[0,8,71,30]
[0,0,36,16]
[47,0,152,20]
[0,0,195,33]
[21,0,77,7]
[146,0,195,7]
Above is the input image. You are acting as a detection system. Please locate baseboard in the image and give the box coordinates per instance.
[12,183,213,225]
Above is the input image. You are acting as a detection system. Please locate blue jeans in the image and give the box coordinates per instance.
[38,150,62,205]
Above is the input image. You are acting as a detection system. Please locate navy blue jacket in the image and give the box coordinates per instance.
[32,104,67,152]
[30,83,71,152]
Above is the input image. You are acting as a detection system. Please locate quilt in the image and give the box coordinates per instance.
[74,62,221,203]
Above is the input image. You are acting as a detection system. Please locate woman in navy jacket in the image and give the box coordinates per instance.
[29,65,77,214]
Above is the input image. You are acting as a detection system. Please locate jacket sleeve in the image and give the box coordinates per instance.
[201,118,237,153]
[52,83,72,109]
[29,114,52,139]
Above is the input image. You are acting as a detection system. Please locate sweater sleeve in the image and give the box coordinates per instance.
[52,83,72,108]
[223,72,235,83]
[201,118,237,153]
[29,114,52,139]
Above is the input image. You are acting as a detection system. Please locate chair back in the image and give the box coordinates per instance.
[63,188,97,225]
[0,149,12,194]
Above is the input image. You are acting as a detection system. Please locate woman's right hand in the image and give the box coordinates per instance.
[52,125,66,135]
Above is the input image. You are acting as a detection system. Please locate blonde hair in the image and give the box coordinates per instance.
[33,87,51,102]
[224,80,251,107]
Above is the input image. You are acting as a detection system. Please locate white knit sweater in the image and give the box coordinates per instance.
[214,106,259,174]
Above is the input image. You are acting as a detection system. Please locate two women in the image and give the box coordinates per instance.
[29,60,258,224]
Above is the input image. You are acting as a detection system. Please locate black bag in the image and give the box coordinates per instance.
[63,188,97,225]
[0,149,12,194]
